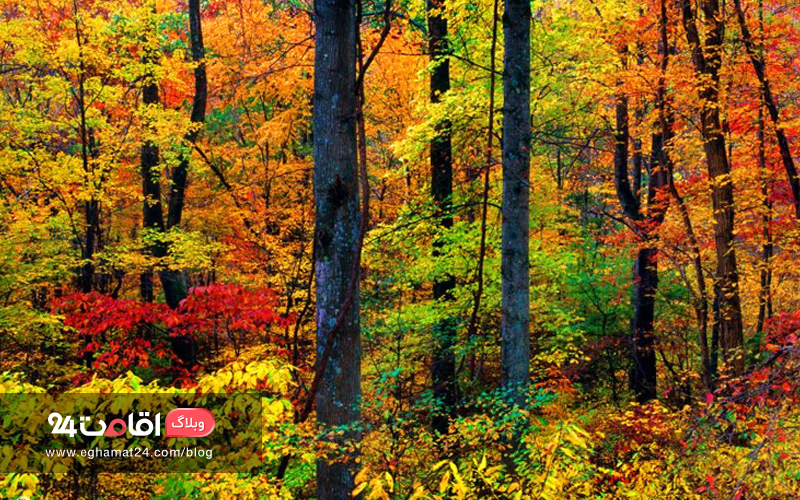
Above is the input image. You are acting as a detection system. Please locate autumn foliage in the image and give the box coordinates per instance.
[1,0,800,498]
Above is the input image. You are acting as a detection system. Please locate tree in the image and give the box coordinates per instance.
[139,0,207,311]
[160,0,208,309]
[71,0,102,294]
[313,0,362,497]
[611,1,675,403]
[500,0,531,407]
[139,0,165,303]
[612,90,668,402]
[680,0,745,375]
[732,0,800,221]
[427,0,457,437]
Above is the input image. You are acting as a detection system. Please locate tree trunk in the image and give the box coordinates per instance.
[464,0,499,381]
[630,245,658,401]
[654,0,712,390]
[680,0,744,374]
[613,92,656,402]
[314,0,361,497]
[158,0,207,310]
[427,0,457,436]
[612,18,675,400]
[500,0,531,406]
[73,2,99,294]
[756,104,773,334]
[140,65,165,303]
[614,93,640,220]
[732,0,800,220]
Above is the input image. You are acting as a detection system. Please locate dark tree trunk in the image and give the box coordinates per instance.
[756,104,773,334]
[614,94,640,220]
[80,199,100,293]
[500,0,531,406]
[73,5,99,294]
[681,0,744,375]
[158,0,208,311]
[140,72,165,303]
[427,0,457,436]
[651,0,711,390]
[613,93,656,402]
[613,21,673,401]
[166,0,206,231]
[630,245,658,401]
[314,0,361,497]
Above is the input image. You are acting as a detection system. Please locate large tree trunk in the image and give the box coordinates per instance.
[140,64,166,303]
[680,0,744,375]
[613,93,655,402]
[314,0,361,497]
[158,0,208,310]
[500,0,531,407]
[161,0,207,366]
[630,245,658,401]
[612,19,675,400]
[427,0,457,436]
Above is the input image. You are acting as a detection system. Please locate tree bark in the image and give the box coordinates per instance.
[630,245,658,401]
[680,0,744,375]
[500,0,531,406]
[427,0,457,436]
[613,92,655,401]
[314,0,361,497]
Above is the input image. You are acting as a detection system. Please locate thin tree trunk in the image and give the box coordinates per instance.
[166,0,206,231]
[314,0,361,496]
[680,0,744,375]
[754,0,773,334]
[756,103,773,334]
[73,0,99,293]
[732,0,800,220]
[427,0,457,436]
[613,93,640,220]
[500,0,531,406]
[465,0,499,379]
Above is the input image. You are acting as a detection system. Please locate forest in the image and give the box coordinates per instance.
[1,0,800,498]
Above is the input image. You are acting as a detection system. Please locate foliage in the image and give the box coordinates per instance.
[1,0,800,498]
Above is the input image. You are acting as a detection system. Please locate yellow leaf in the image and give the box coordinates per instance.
[354,466,370,485]
[439,470,451,493]
[352,482,368,497]
[384,472,394,493]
